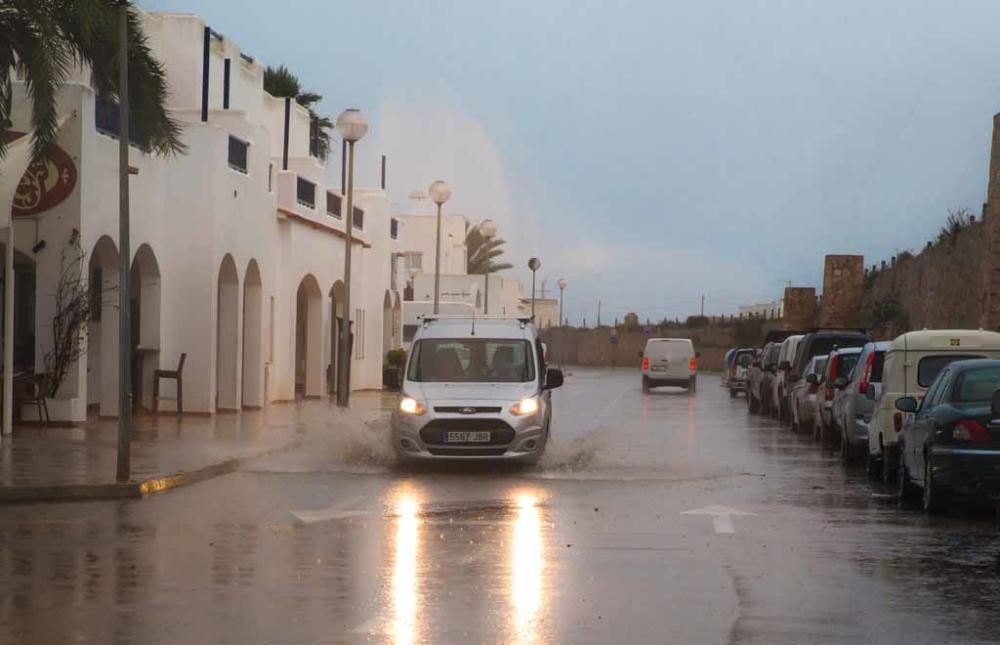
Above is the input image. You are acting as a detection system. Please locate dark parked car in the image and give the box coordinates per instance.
[748,342,781,414]
[897,359,1000,513]
[785,330,870,425]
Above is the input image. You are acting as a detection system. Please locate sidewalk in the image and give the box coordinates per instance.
[0,391,392,503]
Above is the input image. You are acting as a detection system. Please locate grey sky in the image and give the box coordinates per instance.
[142,0,1000,324]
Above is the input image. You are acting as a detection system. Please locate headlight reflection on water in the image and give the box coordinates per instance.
[511,493,545,644]
[392,494,421,645]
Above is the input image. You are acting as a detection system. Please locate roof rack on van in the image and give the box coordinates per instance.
[419,314,535,328]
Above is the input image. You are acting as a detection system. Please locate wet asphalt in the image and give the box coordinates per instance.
[3,368,1000,644]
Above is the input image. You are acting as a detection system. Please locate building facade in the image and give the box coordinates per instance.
[6,11,401,421]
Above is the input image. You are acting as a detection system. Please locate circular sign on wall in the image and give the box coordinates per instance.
[3,131,78,217]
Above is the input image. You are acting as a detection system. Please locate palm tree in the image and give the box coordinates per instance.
[466,221,513,274]
[263,64,333,161]
[1,0,184,161]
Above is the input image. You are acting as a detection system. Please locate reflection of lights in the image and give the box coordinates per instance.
[511,493,545,644]
[687,395,696,453]
[392,494,420,645]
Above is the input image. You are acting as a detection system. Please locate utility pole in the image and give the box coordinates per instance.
[700,294,705,317]
[116,0,133,482]
[597,300,602,327]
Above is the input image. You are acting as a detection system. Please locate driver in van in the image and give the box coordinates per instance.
[490,346,518,380]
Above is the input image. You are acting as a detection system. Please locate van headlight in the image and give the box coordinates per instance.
[510,396,540,416]
[399,397,426,416]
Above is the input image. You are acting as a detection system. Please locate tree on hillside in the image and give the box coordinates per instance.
[263,64,333,161]
[1,0,184,161]
[466,221,513,274]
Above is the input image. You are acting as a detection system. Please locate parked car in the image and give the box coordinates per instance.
[722,348,737,386]
[785,330,869,429]
[748,342,781,414]
[392,315,563,463]
[897,359,1000,513]
[816,346,863,446]
[728,348,755,398]
[829,342,889,472]
[867,329,1000,480]
[790,354,828,433]
[773,334,805,421]
[641,338,698,393]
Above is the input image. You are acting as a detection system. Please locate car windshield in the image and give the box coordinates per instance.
[407,339,536,383]
[917,354,984,387]
[736,353,753,368]
[954,367,1000,402]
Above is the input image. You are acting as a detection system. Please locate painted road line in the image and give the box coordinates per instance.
[682,505,757,534]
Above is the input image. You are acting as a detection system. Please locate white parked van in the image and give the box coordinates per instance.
[867,329,1000,477]
[772,334,804,421]
[641,338,697,393]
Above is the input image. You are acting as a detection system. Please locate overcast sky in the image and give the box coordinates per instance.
[143,0,1000,324]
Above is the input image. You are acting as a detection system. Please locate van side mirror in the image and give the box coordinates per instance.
[805,373,817,384]
[544,368,564,390]
[991,389,1000,418]
[895,396,918,413]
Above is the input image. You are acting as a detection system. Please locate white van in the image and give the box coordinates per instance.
[641,338,697,393]
[772,334,804,421]
[867,329,1000,477]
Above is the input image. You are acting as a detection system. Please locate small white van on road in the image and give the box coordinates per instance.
[641,338,697,393]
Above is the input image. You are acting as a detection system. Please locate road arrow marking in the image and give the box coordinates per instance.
[681,505,756,534]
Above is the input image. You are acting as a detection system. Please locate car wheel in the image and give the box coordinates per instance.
[881,444,897,485]
[642,376,650,393]
[898,448,916,507]
[840,430,853,466]
[865,446,879,479]
[923,457,948,515]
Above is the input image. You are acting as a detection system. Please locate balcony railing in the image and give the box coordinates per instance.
[296,176,316,209]
[352,206,364,230]
[326,192,342,218]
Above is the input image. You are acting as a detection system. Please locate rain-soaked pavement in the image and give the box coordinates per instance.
[3,367,1000,644]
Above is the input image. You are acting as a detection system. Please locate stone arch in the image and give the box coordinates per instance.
[295,274,323,397]
[130,244,161,412]
[88,236,120,416]
[216,254,240,411]
[242,259,263,408]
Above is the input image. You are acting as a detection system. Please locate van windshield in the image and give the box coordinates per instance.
[407,339,536,383]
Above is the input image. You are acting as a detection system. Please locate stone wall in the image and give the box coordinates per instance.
[783,287,817,330]
[819,255,864,328]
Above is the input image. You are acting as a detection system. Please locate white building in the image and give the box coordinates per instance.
[4,10,402,421]
[738,299,784,319]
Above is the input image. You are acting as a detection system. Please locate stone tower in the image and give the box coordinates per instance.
[982,114,1000,330]
[818,255,864,328]
[783,287,817,330]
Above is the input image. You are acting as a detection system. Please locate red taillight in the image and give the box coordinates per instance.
[893,411,903,433]
[859,351,875,394]
[642,357,650,370]
[954,419,990,443]
[689,356,697,371]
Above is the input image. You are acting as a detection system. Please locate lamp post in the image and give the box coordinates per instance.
[429,180,451,314]
[478,219,497,314]
[528,257,541,318]
[116,0,132,481]
[335,108,368,408]
[557,278,567,327]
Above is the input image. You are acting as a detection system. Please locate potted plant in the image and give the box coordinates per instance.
[383,348,407,391]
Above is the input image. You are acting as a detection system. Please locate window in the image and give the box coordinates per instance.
[870,351,886,382]
[326,192,342,218]
[836,354,859,379]
[227,136,248,173]
[89,268,102,321]
[296,177,316,209]
[390,217,399,239]
[917,354,983,387]
[404,252,423,271]
[955,367,1000,402]
[407,339,536,383]
[94,97,138,145]
[352,206,364,229]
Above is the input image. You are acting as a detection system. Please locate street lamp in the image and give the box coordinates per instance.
[557,278,567,327]
[478,219,497,314]
[336,108,368,408]
[528,257,541,318]
[429,180,451,314]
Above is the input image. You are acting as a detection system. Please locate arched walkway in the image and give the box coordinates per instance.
[382,290,393,361]
[242,259,263,408]
[329,280,346,395]
[131,244,161,413]
[88,236,120,416]
[216,254,240,411]
[295,275,323,398]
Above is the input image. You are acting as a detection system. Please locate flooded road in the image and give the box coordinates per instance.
[3,368,1000,644]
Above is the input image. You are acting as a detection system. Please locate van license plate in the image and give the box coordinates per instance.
[445,431,490,443]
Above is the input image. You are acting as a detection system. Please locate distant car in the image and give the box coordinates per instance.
[785,330,869,429]
[790,354,828,433]
[728,349,755,398]
[829,342,889,473]
[722,348,737,386]
[897,359,1000,513]
[641,338,698,393]
[773,334,805,421]
[748,342,781,414]
[868,330,1000,479]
